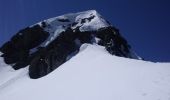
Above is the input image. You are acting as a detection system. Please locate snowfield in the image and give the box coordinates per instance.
[0,44,170,100]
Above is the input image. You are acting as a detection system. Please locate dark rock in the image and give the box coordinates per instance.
[58,18,70,22]
[0,25,49,71]
[41,21,47,28]
[29,28,78,78]
[71,22,78,27]
[96,27,131,58]
[81,15,95,24]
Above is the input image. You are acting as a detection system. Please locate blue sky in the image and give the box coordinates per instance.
[0,0,170,62]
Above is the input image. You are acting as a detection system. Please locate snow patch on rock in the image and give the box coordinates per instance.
[39,10,110,47]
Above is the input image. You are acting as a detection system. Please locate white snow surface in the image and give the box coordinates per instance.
[38,10,110,46]
[0,44,170,100]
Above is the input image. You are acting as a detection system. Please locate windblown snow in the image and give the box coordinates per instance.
[38,10,110,46]
[0,44,170,100]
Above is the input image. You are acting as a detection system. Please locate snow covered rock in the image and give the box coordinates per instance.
[0,10,139,79]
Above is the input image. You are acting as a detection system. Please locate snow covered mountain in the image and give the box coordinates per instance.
[0,10,170,100]
[0,10,139,79]
[0,44,170,100]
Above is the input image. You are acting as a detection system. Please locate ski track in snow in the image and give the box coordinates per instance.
[0,57,28,93]
[0,68,28,92]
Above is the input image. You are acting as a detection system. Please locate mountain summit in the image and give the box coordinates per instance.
[0,10,170,100]
[0,10,139,79]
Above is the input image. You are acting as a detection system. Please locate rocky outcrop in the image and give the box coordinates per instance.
[0,25,49,70]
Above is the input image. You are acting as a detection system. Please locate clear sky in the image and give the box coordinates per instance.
[0,0,170,62]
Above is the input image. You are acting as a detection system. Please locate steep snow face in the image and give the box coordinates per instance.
[0,44,170,100]
[39,10,110,46]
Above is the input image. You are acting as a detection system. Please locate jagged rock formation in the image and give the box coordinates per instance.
[0,10,139,79]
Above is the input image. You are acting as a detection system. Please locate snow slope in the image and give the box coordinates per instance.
[0,44,170,100]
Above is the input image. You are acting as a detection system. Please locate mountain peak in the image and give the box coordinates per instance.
[0,10,140,79]
[35,10,111,46]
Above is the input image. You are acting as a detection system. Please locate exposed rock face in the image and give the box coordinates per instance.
[0,10,139,79]
[0,25,49,70]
